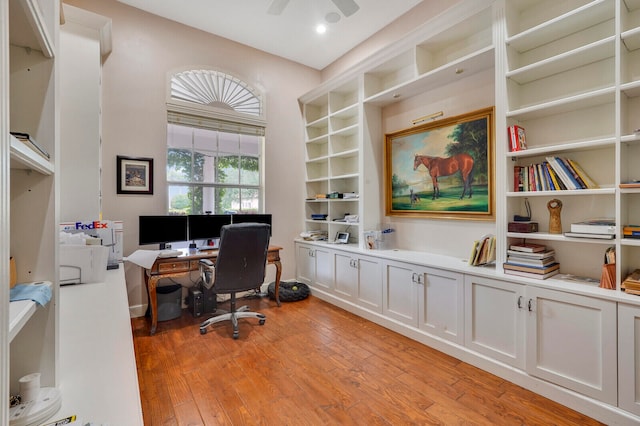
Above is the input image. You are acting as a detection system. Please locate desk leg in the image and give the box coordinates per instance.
[273,260,282,307]
[145,274,159,335]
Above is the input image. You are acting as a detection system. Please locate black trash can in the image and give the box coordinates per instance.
[157,284,182,321]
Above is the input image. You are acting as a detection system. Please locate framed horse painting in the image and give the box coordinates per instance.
[384,107,494,220]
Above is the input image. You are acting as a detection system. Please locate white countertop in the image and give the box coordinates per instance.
[53,267,143,425]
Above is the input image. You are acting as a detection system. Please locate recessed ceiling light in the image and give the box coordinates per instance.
[316,24,327,34]
[325,12,341,23]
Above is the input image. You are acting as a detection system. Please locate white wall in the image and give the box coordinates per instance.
[65,0,321,313]
[60,14,101,221]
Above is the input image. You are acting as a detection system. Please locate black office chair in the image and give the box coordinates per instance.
[198,222,271,339]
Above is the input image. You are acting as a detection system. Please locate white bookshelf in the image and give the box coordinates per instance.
[2,0,60,424]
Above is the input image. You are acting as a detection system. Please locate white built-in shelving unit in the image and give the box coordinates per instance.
[2,0,60,423]
[501,0,640,285]
[300,2,495,247]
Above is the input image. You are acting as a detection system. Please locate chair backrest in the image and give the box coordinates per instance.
[213,222,271,293]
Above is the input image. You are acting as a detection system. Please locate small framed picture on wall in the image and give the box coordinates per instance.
[117,155,154,195]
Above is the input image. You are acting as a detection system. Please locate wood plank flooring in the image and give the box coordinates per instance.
[131,295,604,425]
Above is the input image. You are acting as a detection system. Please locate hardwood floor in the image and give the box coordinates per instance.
[132,295,604,425]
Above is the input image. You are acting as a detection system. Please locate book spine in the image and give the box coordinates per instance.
[509,126,518,152]
[529,165,536,191]
[516,126,527,150]
[559,157,586,189]
[567,158,598,189]
[514,166,522,192]
[546,156,576,189]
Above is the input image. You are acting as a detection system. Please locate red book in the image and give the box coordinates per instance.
[514,166,522,192]
[508,125,527,152]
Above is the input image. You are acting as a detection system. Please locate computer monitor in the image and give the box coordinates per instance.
[187,214,232,241]
[138,215,188,249]
[231,214,272,235]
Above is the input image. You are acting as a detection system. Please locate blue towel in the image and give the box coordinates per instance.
[10,283,52,306]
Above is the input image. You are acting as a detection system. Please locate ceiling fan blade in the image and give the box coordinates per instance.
[331,0,360,17]
[267,0,290,15]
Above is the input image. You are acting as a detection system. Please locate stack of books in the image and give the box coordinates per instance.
[622,269,640,295]
[503,242,559,279]
[564,219,616,240]
[623,225,640,239]
[469,234,495,266]
[512,156,597,192]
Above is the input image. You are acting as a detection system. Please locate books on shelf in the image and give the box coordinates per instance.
[503,266,560,280]
[623,225,640,239]
[505,242,559,279]
[506,249,555,259]
[513,157,598,192]
[570,219,616,235]
[563,232,615,240]
[10,132,50,159]
[504,262,560,275]
[508,125,526,152]
[469,234,495,266]
[509,241,546,253]
[507,251,556,267]
[622,269,640,295]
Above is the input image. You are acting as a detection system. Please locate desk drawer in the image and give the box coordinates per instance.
[156,260,191,274]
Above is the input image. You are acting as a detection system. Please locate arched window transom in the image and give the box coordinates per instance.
[170,70,262,117]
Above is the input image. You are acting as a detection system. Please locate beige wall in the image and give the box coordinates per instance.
[65,0,321,312]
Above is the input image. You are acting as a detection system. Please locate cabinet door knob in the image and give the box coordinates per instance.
[517,296,523,309]
[528,298,534,312]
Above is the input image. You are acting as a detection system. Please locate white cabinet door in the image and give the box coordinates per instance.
[314,246,333,292]
[334,251,357,300]
[383,260,418,327]
[464,275,525,369]
[333,252,382,311]
[419,267,464,344]
[296,243,333,292]
[356,255,382,313]
[618,303,640,416]
[526,287,617,405]
[296,244,315,286]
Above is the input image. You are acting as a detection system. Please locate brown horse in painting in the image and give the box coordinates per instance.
[413,153,474,199]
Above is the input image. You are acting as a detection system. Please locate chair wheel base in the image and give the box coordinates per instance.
[200,328,207,335]
[259,319,266,325]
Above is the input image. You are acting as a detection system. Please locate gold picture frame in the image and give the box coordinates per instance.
[385,107,494,220]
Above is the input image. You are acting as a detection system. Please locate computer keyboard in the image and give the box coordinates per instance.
[157,249,182,258]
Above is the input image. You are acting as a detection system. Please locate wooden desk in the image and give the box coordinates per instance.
[144,245,282,335]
